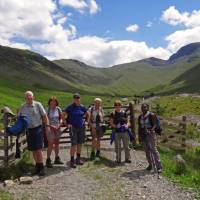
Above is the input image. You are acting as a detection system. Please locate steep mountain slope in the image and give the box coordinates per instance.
[1,42,200,96]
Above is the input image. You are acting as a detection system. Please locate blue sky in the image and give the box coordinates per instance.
[1,0,200,67]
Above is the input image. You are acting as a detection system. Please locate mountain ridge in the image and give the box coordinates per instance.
[1,42,200,96]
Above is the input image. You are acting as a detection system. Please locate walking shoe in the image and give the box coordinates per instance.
[54,156,64,164]
[90,151,95,160]
[146,165,152,171]
[76,158,84,165]
[70,160,76,168]
[46,158,53,168]
[125,159,132,163]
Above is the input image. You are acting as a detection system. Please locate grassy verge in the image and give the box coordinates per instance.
[78,145,127,200]
[151,95,200,117]
[160,146,200,199]
[0,151,34,200]
[0,190,13,200]
[0,150,34,181]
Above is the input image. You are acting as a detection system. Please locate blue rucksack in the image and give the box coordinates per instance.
[149,113,162,135]
[7,115,30,136]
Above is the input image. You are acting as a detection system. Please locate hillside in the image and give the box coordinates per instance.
[1,42,200,96]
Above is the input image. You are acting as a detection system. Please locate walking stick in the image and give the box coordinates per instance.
[148,133,160,179]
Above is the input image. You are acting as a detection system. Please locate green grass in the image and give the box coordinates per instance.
[0,190,13,200]
[0,77,116,114]
[160,146,200,199]
[78,145,127,200]
[0,150,34,181]
[151,95,200,117]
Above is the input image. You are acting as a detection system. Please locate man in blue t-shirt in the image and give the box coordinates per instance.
[64,93,89,168]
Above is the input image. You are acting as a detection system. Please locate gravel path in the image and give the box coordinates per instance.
[1,142,197,200]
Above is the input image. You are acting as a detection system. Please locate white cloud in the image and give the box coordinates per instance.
[57,16,67,25]
[161,6,200,28]
[59,0,100,14]
[35,36,170,67]
[126,24,139,32]
[0,0,170,68]
[161,6,200,52]
[146,21,153,28]
[166,26,200,52]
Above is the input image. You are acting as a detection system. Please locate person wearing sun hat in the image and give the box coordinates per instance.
[89,97,105,160]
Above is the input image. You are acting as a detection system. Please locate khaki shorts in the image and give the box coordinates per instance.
[91,126,104,139]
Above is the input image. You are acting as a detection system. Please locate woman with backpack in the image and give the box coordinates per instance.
[46,96,64,168]
[110,100,131,164]
[138,103,162,173]
[89,98,104,160]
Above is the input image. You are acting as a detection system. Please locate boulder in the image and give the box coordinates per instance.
[19,176,33,184]
[4,180,15,187]
[173,154,187,175]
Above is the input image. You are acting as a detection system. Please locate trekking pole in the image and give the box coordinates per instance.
[148,134,160,179]
[130,145,141,167]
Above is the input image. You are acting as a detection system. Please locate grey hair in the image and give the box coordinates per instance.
[24,91,34,97]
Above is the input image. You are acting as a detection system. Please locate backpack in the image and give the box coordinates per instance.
[90,106,103,124]
[149,113,162,135]
[111,110,127,125]
[6,115,30,136]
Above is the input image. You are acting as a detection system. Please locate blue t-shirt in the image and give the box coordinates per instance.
[65,103,87,127]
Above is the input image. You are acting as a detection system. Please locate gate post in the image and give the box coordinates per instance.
[129,102,136,142]
[3,113,9,167]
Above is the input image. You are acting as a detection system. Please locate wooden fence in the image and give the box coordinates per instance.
[0,102,193,167]
[0,103,136,167]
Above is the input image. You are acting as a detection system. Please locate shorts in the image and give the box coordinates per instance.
[91,126,104,139]
[47,127,62,141]
[27,125,43,151]
[70,126,85,146]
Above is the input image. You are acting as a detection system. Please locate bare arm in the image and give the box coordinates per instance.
[42,114,49,126]
[110,117,116,128]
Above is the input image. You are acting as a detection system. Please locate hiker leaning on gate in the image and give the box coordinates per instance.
[89,98,105,160]
[18,91,49,176]
[64,93,89,168]
[138,103,162,173]
[110,100,132,164]
[45,96,64,168]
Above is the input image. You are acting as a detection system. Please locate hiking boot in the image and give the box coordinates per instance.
[146,165,152,171]
[70,160,76,168]
[96,150,100,158]
[31,164,39,176]
[90,151,95,160]
[54,156,64,164]
[76,158,84,165]
[38,168,45,176]
[115,160,121,164]
[46,158,53,168]
[125,159,132,163]
[157,168,162,174]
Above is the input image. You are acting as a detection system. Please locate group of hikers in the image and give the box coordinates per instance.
[13,90,162,176]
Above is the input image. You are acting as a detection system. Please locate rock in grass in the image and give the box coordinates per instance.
[173,154,187,175]
[19,176,33,184]
[4,180,15,187]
